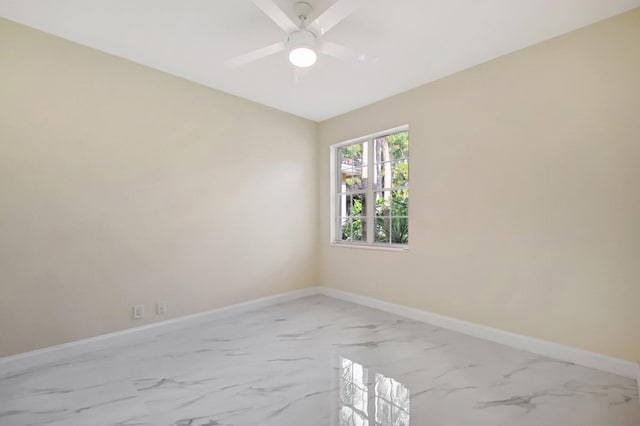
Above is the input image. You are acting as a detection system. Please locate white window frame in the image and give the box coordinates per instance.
[330,125,409,251]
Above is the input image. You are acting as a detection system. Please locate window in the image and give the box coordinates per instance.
[331,126,409,248]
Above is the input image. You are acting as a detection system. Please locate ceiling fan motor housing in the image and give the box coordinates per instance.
[288,29,317,50]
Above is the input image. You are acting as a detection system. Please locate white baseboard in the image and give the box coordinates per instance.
[2,285,638,387]
[317,287,640,381]
[0,287,320,372]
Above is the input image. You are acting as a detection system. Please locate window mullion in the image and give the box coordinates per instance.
[366,138,375,243]
[335,148,342,242]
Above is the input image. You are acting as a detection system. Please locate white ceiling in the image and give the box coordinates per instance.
[1,0,639,121]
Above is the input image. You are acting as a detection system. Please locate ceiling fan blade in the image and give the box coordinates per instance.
[307,0,363,36]
[225,41,286,68]
[253,0,299,34]
[318,41,367,61]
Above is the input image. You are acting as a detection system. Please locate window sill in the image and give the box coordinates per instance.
[330,242,408,252]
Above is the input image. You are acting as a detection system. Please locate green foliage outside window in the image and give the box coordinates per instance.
[375,192,408,244]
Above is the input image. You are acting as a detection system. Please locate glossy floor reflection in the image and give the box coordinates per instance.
[339,356,411,426]
[0,295,638,425]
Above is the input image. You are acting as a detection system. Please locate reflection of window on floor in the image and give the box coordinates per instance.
[339,357,410,426]
[374,373,410,426]
[340,357,369,426]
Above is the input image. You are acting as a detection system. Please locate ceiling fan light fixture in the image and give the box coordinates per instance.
[288,30,317,67]
[289,47,317,67]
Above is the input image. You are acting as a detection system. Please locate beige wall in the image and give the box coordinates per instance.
[0,18,318,357]
[2,9,639,363]
[318,9,640,362]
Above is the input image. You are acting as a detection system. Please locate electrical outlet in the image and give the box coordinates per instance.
[133,304,144,320]
[156,301,166,315]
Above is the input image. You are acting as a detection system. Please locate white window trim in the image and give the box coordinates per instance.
[330,124,409,251]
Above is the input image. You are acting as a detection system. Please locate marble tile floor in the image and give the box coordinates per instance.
[0,295,638,426]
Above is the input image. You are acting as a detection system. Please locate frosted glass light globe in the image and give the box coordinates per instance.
[289,47,317,67]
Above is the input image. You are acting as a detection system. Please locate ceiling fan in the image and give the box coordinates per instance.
[226,0,364,68]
